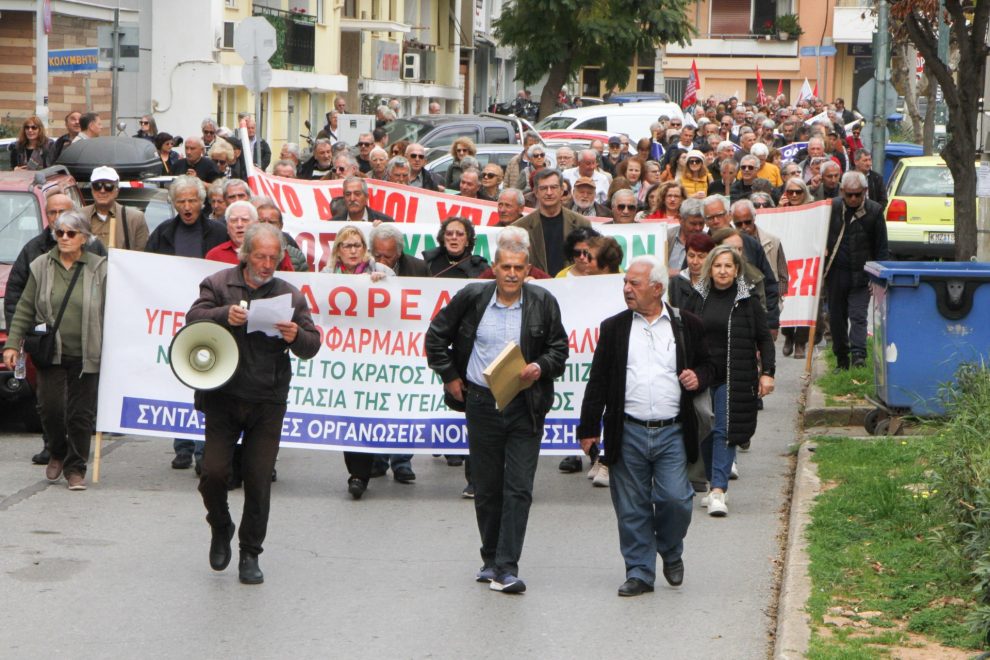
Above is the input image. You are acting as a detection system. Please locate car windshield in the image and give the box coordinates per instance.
[896,166,954,197]
[0,192,42,263]
[535,116,576,130]
[385,119,433,145]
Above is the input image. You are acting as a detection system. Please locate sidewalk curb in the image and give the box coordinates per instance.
[801,358,872,430]
[774,439,820,660]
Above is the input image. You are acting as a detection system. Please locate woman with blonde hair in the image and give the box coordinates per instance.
[444,137,477,190]
[678,149,713,199]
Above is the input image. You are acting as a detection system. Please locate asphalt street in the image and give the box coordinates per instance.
[0,338,804,660]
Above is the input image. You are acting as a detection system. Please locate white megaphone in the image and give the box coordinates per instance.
[168,321,240,391]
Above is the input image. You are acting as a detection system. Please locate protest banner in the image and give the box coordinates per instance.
[96,251,629,454]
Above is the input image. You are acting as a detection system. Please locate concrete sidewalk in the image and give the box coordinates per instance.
[0,347,804,660]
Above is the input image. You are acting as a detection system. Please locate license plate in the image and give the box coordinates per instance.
[928,232,954,244]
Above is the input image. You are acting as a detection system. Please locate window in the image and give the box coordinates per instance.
[222,21,235,49]
[574,117,607,131]
[343,0,357,19]
[224,0,237,8]
[710,0,751,37]
[484,126,510,144]
[582,68,601,97]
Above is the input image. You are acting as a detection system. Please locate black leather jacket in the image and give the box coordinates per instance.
[425,281,569,431]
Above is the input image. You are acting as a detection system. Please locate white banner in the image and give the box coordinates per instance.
[754,200,830,327]
[96,251,634,454]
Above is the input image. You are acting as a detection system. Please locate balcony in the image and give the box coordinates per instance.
[666,36,799,58]
[252,5,316,71]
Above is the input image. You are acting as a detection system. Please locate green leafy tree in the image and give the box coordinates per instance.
[493,0,695,119]
[890,0,990,260]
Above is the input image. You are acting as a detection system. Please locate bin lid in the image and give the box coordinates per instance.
[866,261,990,286]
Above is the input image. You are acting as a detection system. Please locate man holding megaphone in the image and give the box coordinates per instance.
[183,222,319,585]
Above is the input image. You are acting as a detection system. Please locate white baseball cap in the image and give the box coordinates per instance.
[91,166,120,183]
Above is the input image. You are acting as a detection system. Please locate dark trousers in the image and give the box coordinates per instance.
[826,270,870,365]
[36,358,97,478]
[465,386,541,576]
[344,452,374,483]
[198,393,285,556]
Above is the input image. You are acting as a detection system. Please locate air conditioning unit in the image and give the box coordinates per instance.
[402,53,421,81]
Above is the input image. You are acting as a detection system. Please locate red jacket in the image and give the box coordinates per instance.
[205,240,294,271]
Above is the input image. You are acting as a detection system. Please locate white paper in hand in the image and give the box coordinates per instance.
[246,293,293,337]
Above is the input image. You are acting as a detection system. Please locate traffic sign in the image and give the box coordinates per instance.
[242,62,273,93]
[800,45,837,57]
[234,17,277,64]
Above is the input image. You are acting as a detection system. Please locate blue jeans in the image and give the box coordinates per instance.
[373,454,413,472]
[609,421,694,586]
[174,438,204,458]
[701,384,734,491]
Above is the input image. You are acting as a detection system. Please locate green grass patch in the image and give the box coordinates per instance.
[816,345,874,405]
[806,435,983,658]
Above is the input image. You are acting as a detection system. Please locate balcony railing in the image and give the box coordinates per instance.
[252,5,316,71]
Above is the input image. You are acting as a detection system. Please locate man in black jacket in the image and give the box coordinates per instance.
[426,232,569,594]
[825,171,889,370]
[187,223,320,585]
[578,256,714,597]
[146,176,229,470]
[853,149,888,209]
[331,177,395,223]
[6,193,106,465]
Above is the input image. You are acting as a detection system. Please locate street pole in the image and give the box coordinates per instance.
[254,55,262,167]
[111,7,120,132]
[872,0,890,176]
[653,46,666,95]
[34,0,49,125]
[935,0,950,146]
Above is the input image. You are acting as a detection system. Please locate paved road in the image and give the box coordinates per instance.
[0,340,803,660]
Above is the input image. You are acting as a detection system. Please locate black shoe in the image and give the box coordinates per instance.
[393,466,416,483]
[617,578,654,597]
[756,398,764,411]
[369,464,388,478]
[238,551,264,585]
[662,558,684,587]
[31,448,50,465]
[348,477,367,500]
[782,335,794,357]
[171,453,193,470]
[271,468,277,482]
[461,483,475,499]
[558,456,583,473]
[851,356,867,368]
[194,456,202,476]
[209,522,235,571]
[446,457,464,467]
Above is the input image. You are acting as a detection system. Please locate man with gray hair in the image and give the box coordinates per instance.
[730,154,761,202]
[496,188,526,227]
[426,230,569,594]
[667,198,706,276]
[201,118,219,149]
[825,170,889,370]
[578,254,714,597]
[187,221,320,585]
[175,136,222,183]
[555,146,576,170]
[331,176,395,223]
[385,156,411,185]
[253,196,307,272]
[297,138,334,180]
[271,159,297,178]
[405,142,439,191]
[279,142,301,168]
[206,200,294,270]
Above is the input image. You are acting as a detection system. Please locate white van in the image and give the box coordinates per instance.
[535,102,685,141]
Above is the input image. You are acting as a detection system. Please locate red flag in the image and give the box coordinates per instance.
[756,67,768,106]
[776,78,784,98]
[812,83,818,98]
[681,60,699,110]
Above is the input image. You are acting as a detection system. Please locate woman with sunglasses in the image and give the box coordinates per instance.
[778,177,815,208]
[480,164,504,200]
[389,139,410,159]
[155,132,180,174]
[678,149,712,199]
[10,116,54,171]
[522,144,550,193]
[444,137,478,190]
[554,226,601,278]
[3,212,107,491]
[134,115,158,141]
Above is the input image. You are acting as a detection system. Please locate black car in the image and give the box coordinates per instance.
[384,113,534,149]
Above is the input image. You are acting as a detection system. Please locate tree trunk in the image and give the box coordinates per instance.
[945,85,980,261]
[538,57,572,121]
[922,71,937,156]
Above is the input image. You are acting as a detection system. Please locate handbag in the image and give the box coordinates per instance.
[23,262,83,369]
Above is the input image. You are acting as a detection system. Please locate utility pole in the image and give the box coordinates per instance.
[871,0,890,176]
[111,7,120,131]
[34,0,49,125]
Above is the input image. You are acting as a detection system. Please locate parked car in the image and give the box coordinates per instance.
[881,142,924,185]
[604,92,672,104]
[424,144,557,189]
[384,114,536,149]
[884,156,957,260]
[535,101,683,142]
[0,165,82,428]
[0,138,17,171]
[56,136,163,182]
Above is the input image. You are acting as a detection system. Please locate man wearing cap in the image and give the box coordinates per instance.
[567,177,612,219]
[563,150,610,205]
[602,136,628,177]
[81,166,149,250]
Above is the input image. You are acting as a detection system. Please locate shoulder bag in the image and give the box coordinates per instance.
[23,262,83,368]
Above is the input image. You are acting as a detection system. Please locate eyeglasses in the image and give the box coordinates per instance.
[357,141,373,147]
[740,165,757,171]
[688,159,702,165]
[734,219,755,227]
[785,189,803,195]
[455,148,470,154]
[339,242,365,250]
[408,153,425,160]
[843,190,865,198]
[572,249,595,260]
[615,204,637,211]
[92,181,117,192]
[55,229,79,238]
[24,125,39,130]
[704,211,728,221]
[752,202,772,209]
[537,184,561,192]
[481,172,498,178]
[203,130,216,136]
[670,123,682,128]
[531,153,545,158]
[334,166,349,173]
[140,120,150,125]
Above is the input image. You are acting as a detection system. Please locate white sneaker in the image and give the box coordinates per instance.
[700,492,710,508]
[729,461,739,480]
[592,464,610,487]
[586,460,600,479]
[708,491,728,517]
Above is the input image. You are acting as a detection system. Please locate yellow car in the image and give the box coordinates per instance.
[884,156,956,259]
